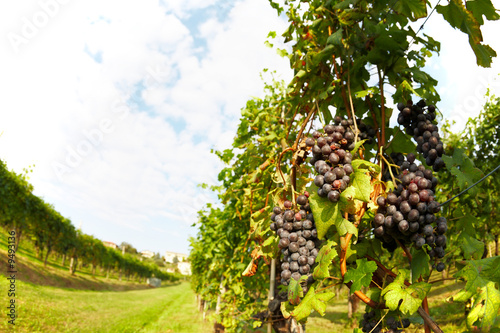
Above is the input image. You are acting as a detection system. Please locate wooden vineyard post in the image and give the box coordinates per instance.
[268,258,276,333]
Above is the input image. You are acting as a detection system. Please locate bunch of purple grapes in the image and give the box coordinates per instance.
[304,117,357,203]
[397,99,445,171]
[270,194,319,293]
[373,153,448,271]
[360,311,410,333]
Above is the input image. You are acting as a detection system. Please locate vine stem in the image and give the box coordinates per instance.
[347,70,359,140]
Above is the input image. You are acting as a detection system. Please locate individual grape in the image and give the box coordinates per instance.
[289,242,299,253]
[328,190,340,203]
[289,261,299,272]
[398,220,409,233]
[297,195,308,206]
[436,262,445,272]
[284,210,295,221]
[281,270,291,280]
[299,265,310,274]
[298,255,308,266]
[415,236,425,248]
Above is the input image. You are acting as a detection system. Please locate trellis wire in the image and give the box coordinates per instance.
[439,163,500,207]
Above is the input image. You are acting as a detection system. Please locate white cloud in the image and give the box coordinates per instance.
[421,8,500,132]
[0,0,291,254]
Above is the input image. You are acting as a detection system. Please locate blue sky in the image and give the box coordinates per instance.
[0,0,499,256]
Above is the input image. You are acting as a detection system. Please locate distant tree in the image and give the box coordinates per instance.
[173,256,179,264]
[119,242,138,255]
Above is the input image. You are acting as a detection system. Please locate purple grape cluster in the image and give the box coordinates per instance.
[270,194,320,293]
[373,153,448,269]
[397,99,445,171]
[304,117,357,203]
[360,311,410,333]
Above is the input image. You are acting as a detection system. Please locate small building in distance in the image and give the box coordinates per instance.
[103,241,118,250]
[177,261,192,275]
[141,250,155,258]
[164,251,188,263]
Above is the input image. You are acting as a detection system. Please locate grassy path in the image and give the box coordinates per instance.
[0,280,211,332]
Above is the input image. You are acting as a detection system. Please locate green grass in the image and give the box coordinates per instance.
[0,233,485,332]
[1,232,210,332]
[0,280,212,333]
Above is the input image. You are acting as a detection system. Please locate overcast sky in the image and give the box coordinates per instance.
[1,1,499,255]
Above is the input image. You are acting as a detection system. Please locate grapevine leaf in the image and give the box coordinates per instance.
[345,159,378,203]
[308,189,357,239]
[350,139,367,155]
[399,79,420,97]
[351,159,379,172]
[326,28,343,46]
[437,0,497,67]
[343,258,378,293]
[354,87,379,99]
[410,248,430,283]
[381,271,431,315]
[291,285,335,322]
[347,170,372,203]
[388,128,416,155]
[394,0,427,21]
[466,0,500,25]
[470,42,497,68]
[288,275,307,305]
[280,301,293,319]
[457,231,484,260]
[313,239,338,279]
[437,0,482,43]
[442,148,483,194]
[467,282,500,330]
[452,257,500,330]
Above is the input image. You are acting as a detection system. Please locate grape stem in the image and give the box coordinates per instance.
[380,153,398,185]
[346,70,360,142]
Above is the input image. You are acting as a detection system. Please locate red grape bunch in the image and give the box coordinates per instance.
[373,153,448,271]
[270,193,320,293]
[303,117,359,203]
[397,99,445,171]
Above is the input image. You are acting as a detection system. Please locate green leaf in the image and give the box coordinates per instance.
[313,239,338,279]
[345,159,377,203]
[466,0,500,25]
[388,128,417,156]
[343,258,378,293]
[410,249,430,283]
[442,148,483,194]
[354,87,379,99]
[394,0,427,21]
[308,190,357,239]
[382,271,431,315]
[327,29,343,46]
[291,285,335,321]
[347,169,372,203]
[349,140,367,155]
[457,232,484,260]
[437,0,482,44]
[471,42,497,67]
[288,275,307,305]
[452,257,500,330]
